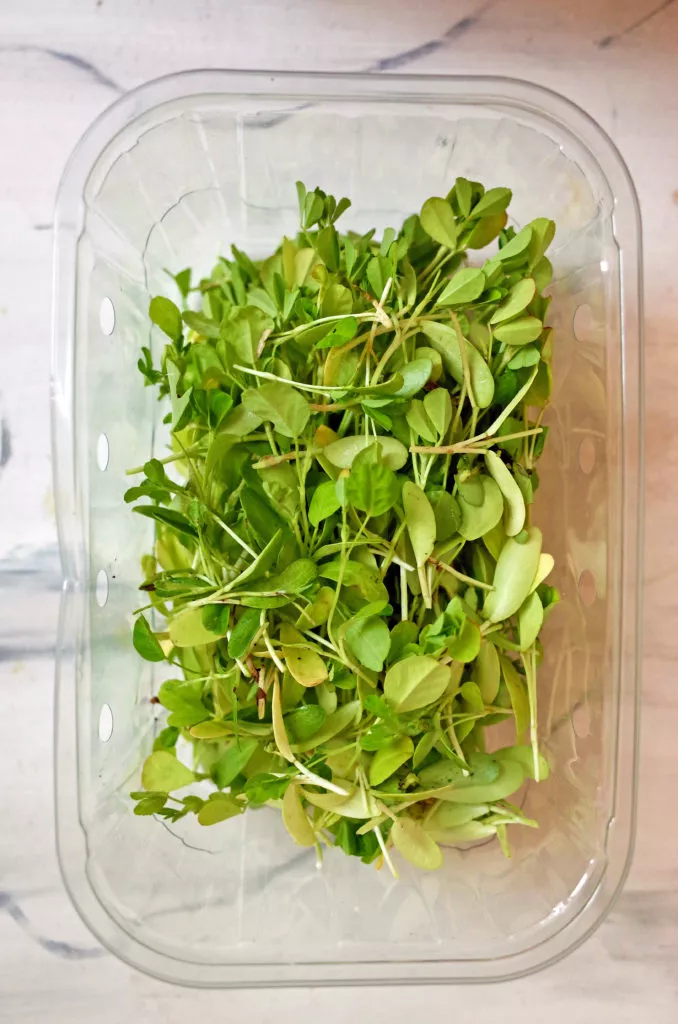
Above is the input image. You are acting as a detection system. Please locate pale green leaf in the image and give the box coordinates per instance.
[420,197,458,249]
[384,655,451,713]
[141,751,195,792]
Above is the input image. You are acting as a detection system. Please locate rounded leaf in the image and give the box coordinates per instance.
[197,794,242,826]
[458,476,504,540]
[369,735,414,786]
[141,751,195,792]
[420,197,458,249]
[420,321,494,408]
[395,358,433,397]
[490,278,536,325]
[242,382,310,437]
[324,434,408,471]
[346,462,399,517]
[280,624,329,687]
[493,316,543,347]
[441,758,525,804]
[484,527,543,623]
[345,615,391,671]
[384,655,451,713]
[169,606,222,648]
[391,817,443,870]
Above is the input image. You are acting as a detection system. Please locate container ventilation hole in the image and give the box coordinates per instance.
[578,569,596,607]
[98,704,114,742]
[95,568,109,607]
[572,702,591,739]
[578,436,596,475]
[97,432,109,471]
[100,296,116,336]
[573,304,594,343]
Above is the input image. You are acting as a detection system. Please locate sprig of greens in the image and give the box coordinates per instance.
[128,178,559,874]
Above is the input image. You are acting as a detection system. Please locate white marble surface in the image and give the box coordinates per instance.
[1,0,677,1018]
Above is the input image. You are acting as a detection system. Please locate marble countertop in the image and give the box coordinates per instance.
[1,0,676,1019]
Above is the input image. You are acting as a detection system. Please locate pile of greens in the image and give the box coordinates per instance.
[127,178,559,875]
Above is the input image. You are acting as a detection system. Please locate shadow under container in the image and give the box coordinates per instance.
[52,71,643,987]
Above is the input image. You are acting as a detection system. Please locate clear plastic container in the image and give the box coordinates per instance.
[52,71,643,986]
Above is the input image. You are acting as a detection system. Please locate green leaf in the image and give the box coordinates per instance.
[315,316,358,349]
[518,591,544,650]
[441,757,524,804]
[496,743,550,781]
[447,618,481,663]
[322,283,353,317]
[293,700,361,753]
[457,475,504,541]
[388,620,419,663]
[500,656,530,739]
[227,607,261,659]
[133,504,198,539]
[182,310,220,338]
[484,450,526,537]
[484,527,543,623]
[316,225,340,272]
[346,462,399,517]
[360,722,396,751]
[395,358,432,397]
[366,255,393,299]
[474,641,500,704]
[423,388,452,438]
[406,399,437,443]
[169,606,222,648]
[497,226,533,262]
[384,655,451,713]
[431,491,461,542]
[212,738,259,789]
[345,615,391,672]
[465,214,507,249]
[437,268,486,307]
[280,624,328,688]
[219,404,263,436]
[285,704,327,742]
[141,751,195,792]
[308,480,341,527]
[133,614,165,662]
[242,382,310,438]
[403,482,436,568]
[133,794,168,816]
[319,559,388,602]
[270,558,318,594]
[391,817,443,870]
[470,187,512,219]
[369,736,414,786]
[507,345,540,369]
[420,321,494,409]
[490,278,536,324]
[282,783,316,846]
[418,759,465,788]
[420,197,458,249]
[493,316,543,347]
[149,296,183,342]
[323,434,408,471]
[197,793,243,825]
[454,177,473,218]
[158,679,209,728]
